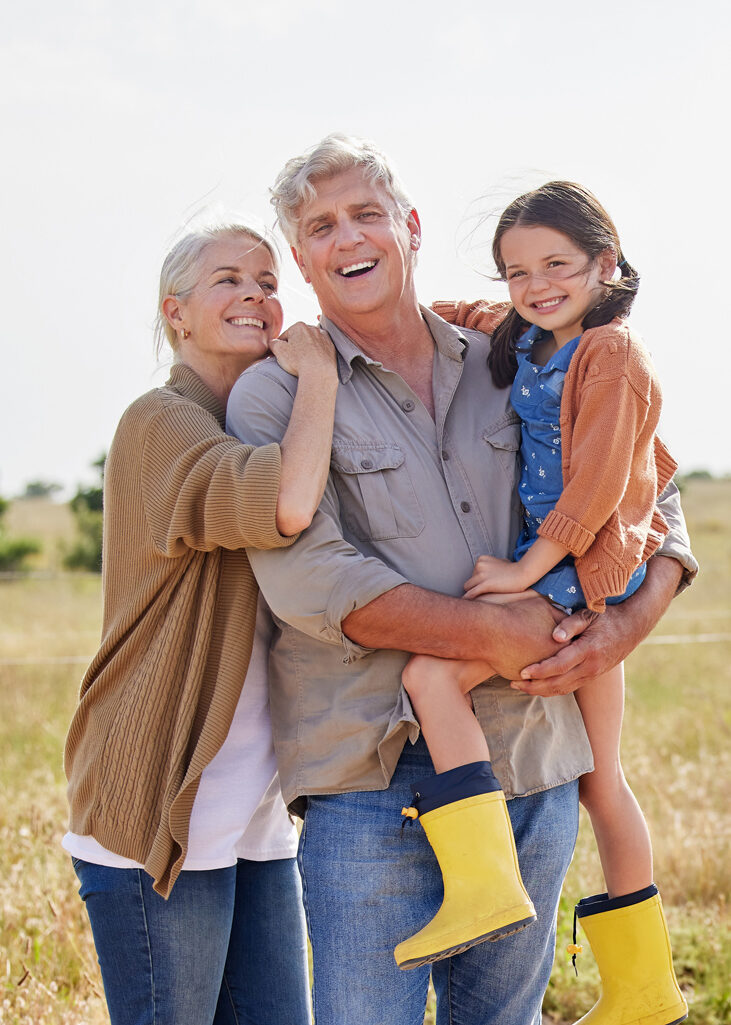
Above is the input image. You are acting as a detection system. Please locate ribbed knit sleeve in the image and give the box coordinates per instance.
[137,400,295,555]
[431,299,512,334]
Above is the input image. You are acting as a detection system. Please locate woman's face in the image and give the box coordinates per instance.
[177,236,284,367]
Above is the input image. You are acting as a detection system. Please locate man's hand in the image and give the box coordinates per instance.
[512,556,684,696]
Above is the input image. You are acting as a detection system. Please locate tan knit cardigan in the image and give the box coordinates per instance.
[64,363,297,897]
[433,303,678,611]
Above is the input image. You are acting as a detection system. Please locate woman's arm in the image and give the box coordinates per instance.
[269,324,338,536]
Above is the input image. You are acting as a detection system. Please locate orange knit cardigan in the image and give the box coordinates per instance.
[433,302,678,611]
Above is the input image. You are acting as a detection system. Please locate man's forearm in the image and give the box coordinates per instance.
[595,553,684,660]
[342,583,564,679]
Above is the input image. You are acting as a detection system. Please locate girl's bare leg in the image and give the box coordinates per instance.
[575,662,653,896]
[402,590,536,774]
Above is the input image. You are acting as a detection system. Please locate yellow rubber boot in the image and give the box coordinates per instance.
[394,790,536,970]
[571,889,687,1025]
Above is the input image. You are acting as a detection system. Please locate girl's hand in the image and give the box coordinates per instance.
[270,322,337,380]
[464,555,527,599]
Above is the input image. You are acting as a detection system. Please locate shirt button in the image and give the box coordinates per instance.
[442,450,450,460]
[360,458,374,469]
[461,501,471,513]
[402,399,416,412]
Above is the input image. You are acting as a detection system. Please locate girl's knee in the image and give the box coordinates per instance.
[579,765,630,813]
[401,656,454,699]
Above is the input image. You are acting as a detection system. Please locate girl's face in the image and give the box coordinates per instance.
[500,224,615,347]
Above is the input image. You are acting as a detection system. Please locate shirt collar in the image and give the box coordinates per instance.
[320,305,469,383]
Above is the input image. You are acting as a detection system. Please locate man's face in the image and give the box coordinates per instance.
[291,167,420,331]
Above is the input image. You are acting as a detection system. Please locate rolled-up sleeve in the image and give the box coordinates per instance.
[654,478,698,592]
[226,364,408,657]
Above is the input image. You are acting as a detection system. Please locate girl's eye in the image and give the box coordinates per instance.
[507,270,525,280]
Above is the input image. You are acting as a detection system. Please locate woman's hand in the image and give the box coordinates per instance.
[270,322,337,380]
[463,555,527,598]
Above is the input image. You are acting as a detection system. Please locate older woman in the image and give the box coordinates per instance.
[63,222,337,1025]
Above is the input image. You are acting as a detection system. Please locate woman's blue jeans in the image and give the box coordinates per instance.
[73,855,311,1025]
[299,736,579,1025]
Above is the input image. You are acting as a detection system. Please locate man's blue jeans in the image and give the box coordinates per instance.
[299,736,579,1025]
[73,855,311,1025]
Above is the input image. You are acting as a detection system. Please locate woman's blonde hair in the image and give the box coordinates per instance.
[154,223,280,358]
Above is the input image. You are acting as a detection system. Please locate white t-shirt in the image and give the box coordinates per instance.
[63,596,297,869]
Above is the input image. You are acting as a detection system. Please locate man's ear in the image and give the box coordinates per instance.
[407,209,422,250]
[291,246,311,284]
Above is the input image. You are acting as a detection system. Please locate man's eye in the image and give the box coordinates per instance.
[358,210,378,220]
[260,282,278,294]
[312,223,331,235]
[216,276,236,285]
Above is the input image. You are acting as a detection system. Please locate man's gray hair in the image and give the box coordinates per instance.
[271,133,414,245]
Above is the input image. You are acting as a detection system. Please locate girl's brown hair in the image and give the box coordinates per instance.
[488,181,639,388]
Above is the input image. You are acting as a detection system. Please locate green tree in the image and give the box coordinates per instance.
[0,495,42,571]
[20,479,63,500]
[64,454,105,572]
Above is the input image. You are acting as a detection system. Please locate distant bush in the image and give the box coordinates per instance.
[0,495,42,571]
[20,479,63,500]
[63,455,105,573]
[682,469,715,481]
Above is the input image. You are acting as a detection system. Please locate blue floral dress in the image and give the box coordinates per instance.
[510,325,645,611]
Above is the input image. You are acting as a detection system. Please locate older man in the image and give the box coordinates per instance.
[226,135,694,1025]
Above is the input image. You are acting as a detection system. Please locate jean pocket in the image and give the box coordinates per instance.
[331,442,424,541]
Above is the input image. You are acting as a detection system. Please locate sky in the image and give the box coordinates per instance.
[2,0,729,498]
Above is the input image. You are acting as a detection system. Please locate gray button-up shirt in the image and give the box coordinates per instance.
[226,307,696,814]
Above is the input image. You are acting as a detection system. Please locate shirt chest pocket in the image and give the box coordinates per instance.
[482,416,521,487]
[330,442,425,542]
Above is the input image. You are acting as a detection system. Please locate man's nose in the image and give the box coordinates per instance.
[334,217,364,248]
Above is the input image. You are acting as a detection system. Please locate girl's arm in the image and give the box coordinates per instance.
[268,324,339,536]
[463,536,571,598]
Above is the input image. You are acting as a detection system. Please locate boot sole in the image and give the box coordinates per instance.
[396,913,536,970]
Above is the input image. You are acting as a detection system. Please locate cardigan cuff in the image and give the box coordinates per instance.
[538,509,595,557]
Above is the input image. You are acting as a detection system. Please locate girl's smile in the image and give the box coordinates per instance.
[500,224,616,348]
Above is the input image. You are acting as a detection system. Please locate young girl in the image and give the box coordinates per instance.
[396,183,687,1025]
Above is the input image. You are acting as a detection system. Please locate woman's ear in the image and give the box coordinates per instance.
[162,295,186,330]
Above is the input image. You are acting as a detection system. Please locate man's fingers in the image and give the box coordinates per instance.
[551,608,596,643]
[520,642,585,681]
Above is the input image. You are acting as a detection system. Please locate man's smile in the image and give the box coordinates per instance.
[337,260,378,278]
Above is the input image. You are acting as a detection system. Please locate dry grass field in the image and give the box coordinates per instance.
[1,480,729,1024]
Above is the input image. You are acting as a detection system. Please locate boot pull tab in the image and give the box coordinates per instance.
[566,907,583,975]
[400,806,419,837]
